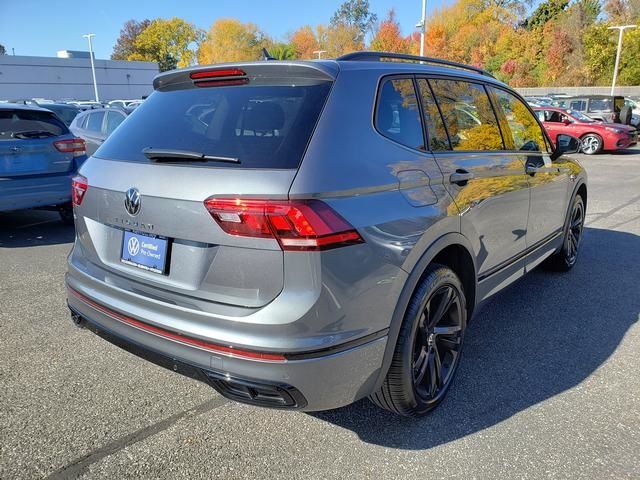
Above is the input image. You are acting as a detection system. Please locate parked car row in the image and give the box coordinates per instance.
[524,94,639,154]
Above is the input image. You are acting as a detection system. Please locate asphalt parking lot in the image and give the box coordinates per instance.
[1,149,639,479]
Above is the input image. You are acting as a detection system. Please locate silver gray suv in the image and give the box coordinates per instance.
[66,52,587,416]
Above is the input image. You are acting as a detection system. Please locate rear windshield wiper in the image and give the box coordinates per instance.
[142,147,240,164]
[11,130,57,139]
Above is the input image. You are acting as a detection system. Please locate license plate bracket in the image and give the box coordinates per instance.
[121,230,170,275]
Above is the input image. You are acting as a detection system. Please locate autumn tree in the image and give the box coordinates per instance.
[330,0,377,43]
[370,9,410,53]
[111,19,151,60]
[198,19,267,64]
[325,22,364,57]
[128,18,202,71]
[289,25,320,59]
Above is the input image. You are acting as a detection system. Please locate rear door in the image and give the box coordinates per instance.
[74,64,334,308]
[0,108,74,177]
[417,78,530,290]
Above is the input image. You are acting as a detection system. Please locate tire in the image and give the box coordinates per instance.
[58,203,74,226]
[370,264,467,417]
[544,194,585,272]
[580,134,603,155]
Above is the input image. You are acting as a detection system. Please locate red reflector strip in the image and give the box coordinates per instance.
[68,288,286,362]
[190,69,246,79]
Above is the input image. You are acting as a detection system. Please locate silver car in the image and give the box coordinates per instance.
[66,52,587,416]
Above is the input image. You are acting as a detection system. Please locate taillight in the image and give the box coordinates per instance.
[189,68,248,88]
[54,138,86,157]
[71,175,88,206]
[204,198,363,251]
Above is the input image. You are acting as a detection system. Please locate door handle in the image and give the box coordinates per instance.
[450,170,475,185]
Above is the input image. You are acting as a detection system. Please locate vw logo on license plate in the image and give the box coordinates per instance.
[124,187,141,216]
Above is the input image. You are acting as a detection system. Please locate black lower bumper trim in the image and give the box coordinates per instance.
[69,306,307,409]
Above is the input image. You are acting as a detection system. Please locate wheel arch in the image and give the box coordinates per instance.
[371,232,477,392]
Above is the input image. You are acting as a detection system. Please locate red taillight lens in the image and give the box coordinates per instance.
[54,138,86,157]
[204,198,364,251]
[71,175,88,206]
[190,69,248,88]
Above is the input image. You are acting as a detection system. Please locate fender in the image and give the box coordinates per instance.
[371,231,477,393]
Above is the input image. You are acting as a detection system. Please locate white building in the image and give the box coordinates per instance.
[0,54,159,101]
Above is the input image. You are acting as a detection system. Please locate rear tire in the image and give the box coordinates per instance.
[370,264,467,417]
[544,194,585,271]
[58,203,74,226]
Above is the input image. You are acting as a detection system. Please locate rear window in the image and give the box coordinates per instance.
[95,82,332,169]
[0,109,68,140]
[45,105,80,126]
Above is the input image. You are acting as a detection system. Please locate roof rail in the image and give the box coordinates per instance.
[337,51,495,79]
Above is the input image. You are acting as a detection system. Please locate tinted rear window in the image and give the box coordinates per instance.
[0,109,68,139]
[95,82,332,169]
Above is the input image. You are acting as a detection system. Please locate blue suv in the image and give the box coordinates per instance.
[1,104,87,223]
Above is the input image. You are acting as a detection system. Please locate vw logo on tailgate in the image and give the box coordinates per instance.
[124,188,141,216]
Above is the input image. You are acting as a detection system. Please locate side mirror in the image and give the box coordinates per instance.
[551,134,581,160]
[562,119,571,125]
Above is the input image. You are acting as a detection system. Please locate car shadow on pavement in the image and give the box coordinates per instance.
[0,210,74,248]
[311,227,639,450]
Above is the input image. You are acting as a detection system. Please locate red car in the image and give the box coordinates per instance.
[534,106,637,155]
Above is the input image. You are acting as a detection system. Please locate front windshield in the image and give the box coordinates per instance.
[567,109,594,123]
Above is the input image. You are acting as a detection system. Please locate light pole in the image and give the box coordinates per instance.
[608,25,636,96]
[416,0,427,57]
[82,33,99,102]
[312,50,327,59]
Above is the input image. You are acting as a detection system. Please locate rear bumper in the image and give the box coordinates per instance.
[66,282,387,411]
[0,172,72,212]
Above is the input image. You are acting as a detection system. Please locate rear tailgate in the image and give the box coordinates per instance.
[73,62,336,309]
[0,109,75,177]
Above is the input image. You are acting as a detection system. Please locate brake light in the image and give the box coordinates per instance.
[204,198,363,251]
[190,68,248,88]
[54,138,86,157]
[71,175,88,206]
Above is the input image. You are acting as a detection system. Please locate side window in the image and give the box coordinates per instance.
[570,100,586,111]
[429,79,504,151]
[375,78,425,150]
[535,111,545,122]
[105,112,125,136]
[490,88,549,153]
[77,113,89,129]
[416,79,450,151]
[86,112,105,133]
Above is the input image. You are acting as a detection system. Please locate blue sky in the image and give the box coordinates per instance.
[1,0,448,59]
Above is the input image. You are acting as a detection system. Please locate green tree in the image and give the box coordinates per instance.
[128,18,202,71]
[330,0,377,42]
[523,0,569,30]
[111,19,151,60]
[269,43,296,60]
